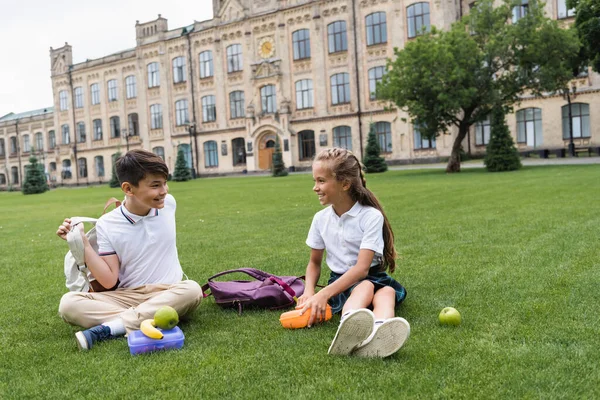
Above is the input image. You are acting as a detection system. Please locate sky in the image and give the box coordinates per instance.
[0,0,214,118]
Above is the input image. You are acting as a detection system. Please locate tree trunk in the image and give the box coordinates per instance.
[445,123,469,173]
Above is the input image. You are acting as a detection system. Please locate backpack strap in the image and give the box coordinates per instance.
[103,197,121,214]
[268,276,299,303]
[206,268,271,282]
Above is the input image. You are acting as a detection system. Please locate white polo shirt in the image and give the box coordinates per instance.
[306,202,384,274]
[96,194,183,288]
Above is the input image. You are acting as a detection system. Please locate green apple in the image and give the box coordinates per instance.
[439,307,461,326]
[154,306,179,330]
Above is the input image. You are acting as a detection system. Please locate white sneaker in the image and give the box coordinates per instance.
[353,317,410,358]
[328,309,375,356]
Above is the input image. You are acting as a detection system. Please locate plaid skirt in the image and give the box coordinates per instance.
[327,265,407,314]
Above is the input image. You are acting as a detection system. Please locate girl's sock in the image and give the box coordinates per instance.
[102,319,126,336]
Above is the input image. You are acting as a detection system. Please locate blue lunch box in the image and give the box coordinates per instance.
[127,326,185,355]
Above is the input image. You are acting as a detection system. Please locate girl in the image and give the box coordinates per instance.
[297,148,409,358]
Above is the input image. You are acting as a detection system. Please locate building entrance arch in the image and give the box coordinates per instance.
[258,131,278,170]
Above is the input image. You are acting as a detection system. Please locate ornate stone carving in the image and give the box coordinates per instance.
[252,59,282,80]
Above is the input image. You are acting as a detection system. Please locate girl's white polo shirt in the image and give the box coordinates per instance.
[306,202,384,274]
[96,194,183,288]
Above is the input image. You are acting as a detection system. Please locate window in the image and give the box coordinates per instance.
[74,87,84,108]
[376,121,392,153]
[333,126,352,150]
[36,132,43,151]
[202,95,217,122]
[78,158,87,178]
[178,144,192,168]
[407,3,431,38]
[232,138,246,165]
[61,159,72,179]
[107,80,118,102]
[328,21,348,53]
[93,119,103,141]
[11,166,19,184]
[229,91,245,119]
[557,0,575,19]
[59,90,69,111]
[368,66,386,100]
[152,146,165,160]
[298,130,316,160]
[292,29,311,60]
[90,83,100,105]
[77,122,86,143]
[110,116,120,138]
[128,113,139,136]
[199,51,214,78]
[61,124,70,145]
[227,44,243,73]
[295,80,313,109]
[172,57,186,83]
[366,12,387,46]
[0,139,4,156]
[331,73,351,105]
[562,103,590,139]
[475,115,491,146]
[0,174,5,185]
[49,162,56,172]
[150,104,163,129]
[261,85,277,114]
[147,62,160,88]
[48,131,56,149]
[512,0,529,22]
[94,156,104,177]
[516,108,543,146]
[175,99,189,126]
[23,135,30,153]
[204,140,218,167]
[414,122,436,149]
[10,136,17,154]
[125,76,137,99]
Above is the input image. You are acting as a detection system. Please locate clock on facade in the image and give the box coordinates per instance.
[258,37,275,59]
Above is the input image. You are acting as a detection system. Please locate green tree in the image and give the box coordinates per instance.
[271,136,288,177]
[172,149,192,181]
[363,123,388,173]
[377,0,580,173]
[484,106,522,172]
[22,155,49,195]
[568,0,600,73]
[109,152,121,188]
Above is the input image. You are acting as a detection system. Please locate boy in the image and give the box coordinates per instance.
[56,149,203,351]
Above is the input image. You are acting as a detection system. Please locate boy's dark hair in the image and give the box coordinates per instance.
[116,149,169,186]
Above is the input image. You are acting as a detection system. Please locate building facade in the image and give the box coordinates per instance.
[1,0,597,188]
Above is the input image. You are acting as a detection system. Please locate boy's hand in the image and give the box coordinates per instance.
[56,218,72,240]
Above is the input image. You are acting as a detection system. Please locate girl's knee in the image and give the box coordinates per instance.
[355,280,375,292]
[375,286,396,300]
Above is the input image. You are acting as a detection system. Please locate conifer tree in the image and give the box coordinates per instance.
[484,106,522,172]
[363,123,388,173]
[109,152,121,188]
[22,155,49,195]
[172,149,192,181]
[271,136,288,177]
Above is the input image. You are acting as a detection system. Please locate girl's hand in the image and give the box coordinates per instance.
[296,290,315,307]
[298,291,329,327]
[56,218,72,240]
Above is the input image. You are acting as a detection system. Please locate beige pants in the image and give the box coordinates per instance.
[58,280,203,333]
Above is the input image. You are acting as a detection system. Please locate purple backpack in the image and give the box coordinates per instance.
[201,268,305,315]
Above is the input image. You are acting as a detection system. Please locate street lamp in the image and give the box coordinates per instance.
[122,128,133,151]
[186,122,197,178]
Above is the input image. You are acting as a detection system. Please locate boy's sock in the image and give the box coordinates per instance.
[102,318,126,336]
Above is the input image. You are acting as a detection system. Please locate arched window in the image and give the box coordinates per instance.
[48,131,56,149]
[475,115,491,146]
[298,130,316,160]
[61,124,70,145]
[125,76,137,99]
[199,51,214,78]
[366,12,387,46]
[172,56,186,83]
[93,120,102,140]
[295,80,313,109]
[512,0,529,22]
[229,91,245,119]
[333,126,352,150]
[128,113,139,136]
[376,122,392,153]
[78,158,88,178]
[110,116,120,138]
[147,62,160,88]
[11,166,19,184]
[59,90,69,111]
[10,137,17,154]
[232,138,246,165]
[0,174,6,185]
[561,103,590,139]
[36,132,43,151]
[90,83,100,105]
[227,44,243,73]
[150,104,163,129]
[368,66,386,101]
[407,3,431,39]
[331,73,350,105]
[94,156,105,177]
[107,79,118,102]
[204,141,219,167]
[261,85,277,114]
[292,29,311,60]
[0,139,4,156]
[61,160,72,179]
[152,146,165,160]
[175,99,189,126]
[414,122,436,149]
[73,87,84,108]
[328,21,348,53]
[516,107,543,147]
[77,122,86,143]
[178,143,192,168]
[202,95,216,122]
[23,134,30,152]
[49,162,57,172]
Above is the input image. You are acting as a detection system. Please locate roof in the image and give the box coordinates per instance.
[0,107,54,123]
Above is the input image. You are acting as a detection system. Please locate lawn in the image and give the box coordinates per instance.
[0,165,599,399]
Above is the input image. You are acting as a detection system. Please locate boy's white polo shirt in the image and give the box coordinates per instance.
[96,194,183,288]
[306,202,384,274]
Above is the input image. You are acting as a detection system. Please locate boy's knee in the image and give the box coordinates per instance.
[58,292,81,322]
[181,280,203,304]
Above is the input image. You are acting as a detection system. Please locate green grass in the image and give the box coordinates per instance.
[1,165,599,399]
